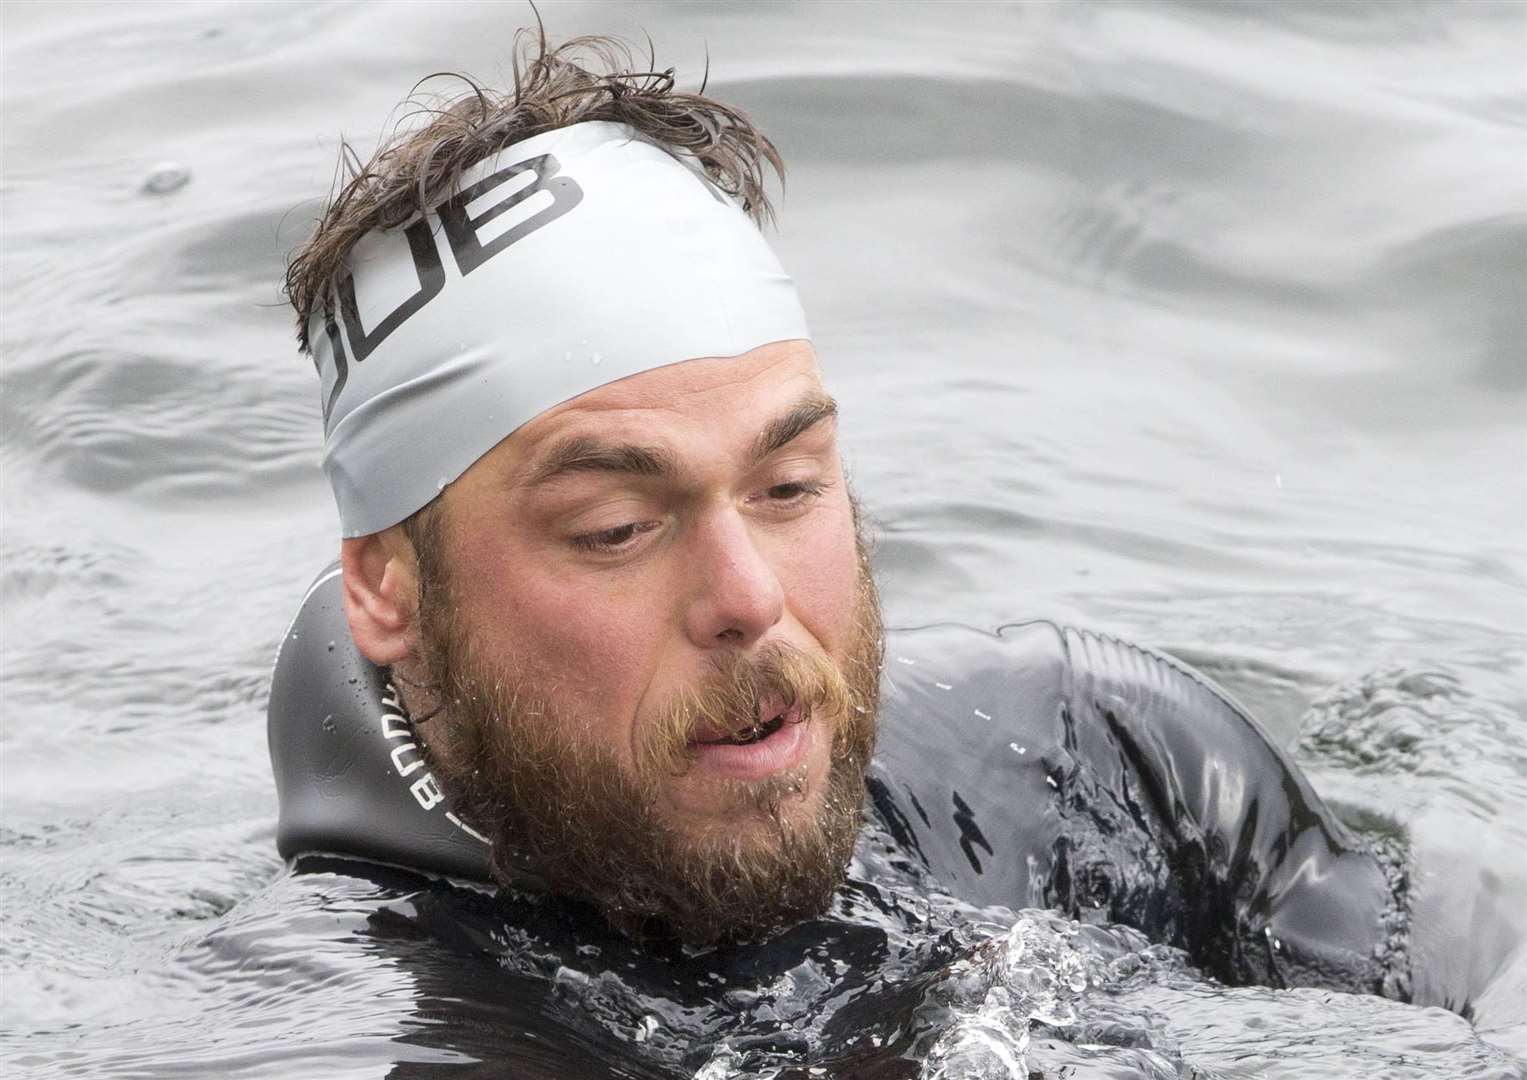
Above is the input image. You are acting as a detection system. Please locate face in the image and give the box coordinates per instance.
[400,340,884,943]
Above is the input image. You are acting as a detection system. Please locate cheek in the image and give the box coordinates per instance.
[775,499,862,652]
[448,531,664,739]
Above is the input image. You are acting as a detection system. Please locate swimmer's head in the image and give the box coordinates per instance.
[284,30,883,945]
[284,31,805,539]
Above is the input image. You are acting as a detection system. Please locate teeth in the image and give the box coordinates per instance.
[698,707,791,747]
[721,713,784,746]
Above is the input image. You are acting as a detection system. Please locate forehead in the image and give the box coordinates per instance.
[504,339,824,459]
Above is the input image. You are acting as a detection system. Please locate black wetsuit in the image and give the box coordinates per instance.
[269,566,1408,999]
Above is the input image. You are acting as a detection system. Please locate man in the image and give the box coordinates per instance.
[271,32,1408,994]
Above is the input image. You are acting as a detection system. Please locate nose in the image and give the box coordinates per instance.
[683,509,785,650]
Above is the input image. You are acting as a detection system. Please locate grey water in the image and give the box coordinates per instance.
[1,1,1523,1077]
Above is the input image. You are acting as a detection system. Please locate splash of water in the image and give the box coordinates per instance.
[920,912,1092,1079]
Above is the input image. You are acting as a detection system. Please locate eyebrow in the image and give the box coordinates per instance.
[527,391,839,488]
[528,437,676,486]
[752,392,838,463]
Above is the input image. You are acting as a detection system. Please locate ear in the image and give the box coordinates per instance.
[340,526,421,667]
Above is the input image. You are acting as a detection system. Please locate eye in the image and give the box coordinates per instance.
[768,481,819,500]
[569,520,659,553]
[757,478,831,509]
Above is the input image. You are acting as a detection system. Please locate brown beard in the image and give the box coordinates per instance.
[405,537,884,945]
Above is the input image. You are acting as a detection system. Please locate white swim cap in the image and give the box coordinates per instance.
[307,120,810,537]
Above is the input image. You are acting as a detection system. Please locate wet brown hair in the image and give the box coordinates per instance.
[282,27,784,353]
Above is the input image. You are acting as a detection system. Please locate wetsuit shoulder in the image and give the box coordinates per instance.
[872,623,1407,995]
[1063,628,1407,993]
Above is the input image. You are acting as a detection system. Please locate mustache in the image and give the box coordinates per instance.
[634,641,858,779]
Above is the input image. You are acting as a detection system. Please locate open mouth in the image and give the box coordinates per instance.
[685,698,811,780]
[698,708,788,747]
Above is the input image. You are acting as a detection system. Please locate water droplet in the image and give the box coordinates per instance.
[935,681,953,691]
[142,161,190,195]
[590,352,602,366]
[1009,743,1027,755]
[436,477,448,492]
[321,714,336,733]
[974,708,992,721]
[326,641,336,652]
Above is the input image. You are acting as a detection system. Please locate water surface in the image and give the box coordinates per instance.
[2,2,1523,1076]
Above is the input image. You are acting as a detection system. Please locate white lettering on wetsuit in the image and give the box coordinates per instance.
[378,682,490,846]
